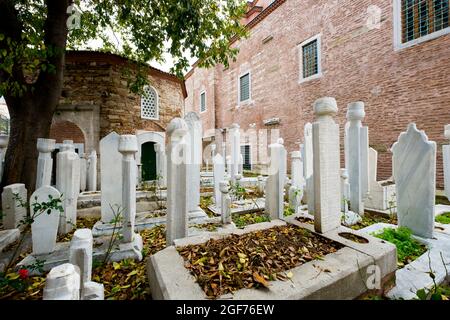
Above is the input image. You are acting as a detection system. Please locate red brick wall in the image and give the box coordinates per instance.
[185,0,450,188]
[50,120,85,144]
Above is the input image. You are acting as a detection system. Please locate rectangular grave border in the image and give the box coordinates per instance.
[147,219,397,300]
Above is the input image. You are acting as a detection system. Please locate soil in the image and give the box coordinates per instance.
[338,232,369,244]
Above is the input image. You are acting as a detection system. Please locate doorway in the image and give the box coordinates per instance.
[141,141,157,181]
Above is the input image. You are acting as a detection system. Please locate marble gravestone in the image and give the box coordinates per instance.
[213,153,225,206]
[345,102,368,215]
[392,123,436,239]
[56,143,80,235]
[303,124,314,214]
[79,155,87,192]
[229,124,241,182]
[444,125,450,201]
[87,150,97,192]
[220,181,232,224]
[184,112,202,215]
[312,97,341,234]
[2,184,27,230]
[69,229,93,294]
[70,229,104,300]
[100,132,122,223]
[31,186,62,255]
[154,143,167,187]
[118,135,139,244]
[340,169,350,213]
[265,138,287,220]
[0,134,8,180]
[36,138,56,189]
[43,263,81,300]
[166,118,189,245]
[365,148,396,212]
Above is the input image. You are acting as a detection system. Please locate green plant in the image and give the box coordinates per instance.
[387,192,397,217]
[284,206,295,217]
[102,204,124,265]
[230,182,246,202]
[416,252,450,300]
[232,212,270,228]
[373,227,427,267]
[436,212,450,224]
[0,193,63,293]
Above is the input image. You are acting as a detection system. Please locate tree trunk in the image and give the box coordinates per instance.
[0,0,71,196]
[1,95,56,197]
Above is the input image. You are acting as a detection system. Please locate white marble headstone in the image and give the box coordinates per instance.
[312,97,341,234]
[87,150,97,192]
[100,132,122,223]
[31,186,61,255]
[184,112,202,213]
[443,125,450,201]
[265,138,287,220]
[166,118,189,245]
[392,123,436,238]
[213,154,225,206]
[2,183,27,230]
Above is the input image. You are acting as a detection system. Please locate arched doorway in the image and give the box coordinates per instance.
[136,131,165,183]
[141,142,157,181]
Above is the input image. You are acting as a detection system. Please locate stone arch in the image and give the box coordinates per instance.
[50,120,86,145]
[136,131,165,182]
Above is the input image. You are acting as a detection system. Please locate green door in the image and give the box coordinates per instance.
[141,142,157,181]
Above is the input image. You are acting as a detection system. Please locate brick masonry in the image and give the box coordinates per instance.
[52,51,185,154]
[185,0,450,188]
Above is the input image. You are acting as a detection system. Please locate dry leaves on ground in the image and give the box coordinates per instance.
[178,225,343,298]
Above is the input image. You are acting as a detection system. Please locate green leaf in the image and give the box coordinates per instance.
[416,289,428,300]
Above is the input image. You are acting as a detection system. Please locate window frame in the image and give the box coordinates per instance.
[141,85,160,120]
[298,34,322,84]
[238,71,252,105]
[200,90,207,113]
[393,0,450,51]
[240,144,252,171]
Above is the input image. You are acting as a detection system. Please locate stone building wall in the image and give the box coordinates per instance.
[53,51,186,153]
[185,0,450,188]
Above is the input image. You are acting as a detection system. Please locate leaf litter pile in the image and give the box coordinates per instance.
[177,225,343,298]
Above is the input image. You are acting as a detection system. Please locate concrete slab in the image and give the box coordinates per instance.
[0,229,20,253]
[147,220,397,300]
[359,222,450,300]
[92,208,209,236]
[435,204,450,216]
[207,198,265,216]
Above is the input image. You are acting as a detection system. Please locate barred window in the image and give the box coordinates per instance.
[240,145,252,171]
[402,0,449,43]
[141,86,159,120]
[302,40,319,79]
[239,73,251,103]
[200,91,206,112]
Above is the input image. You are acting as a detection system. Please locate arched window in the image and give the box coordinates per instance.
[141,86,159,120]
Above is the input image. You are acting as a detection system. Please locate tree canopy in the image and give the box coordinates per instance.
[0,0,248,97]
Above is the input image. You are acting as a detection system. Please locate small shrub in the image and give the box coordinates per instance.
[373,227,427,267]
[436,212,450,224]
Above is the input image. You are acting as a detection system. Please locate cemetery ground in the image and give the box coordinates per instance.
[1,102,450,301]
[2,185,450,300]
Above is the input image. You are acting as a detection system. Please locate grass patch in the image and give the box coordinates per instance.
[436,212,450,224]
[373,227,427,268]
[232,212,270,228]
